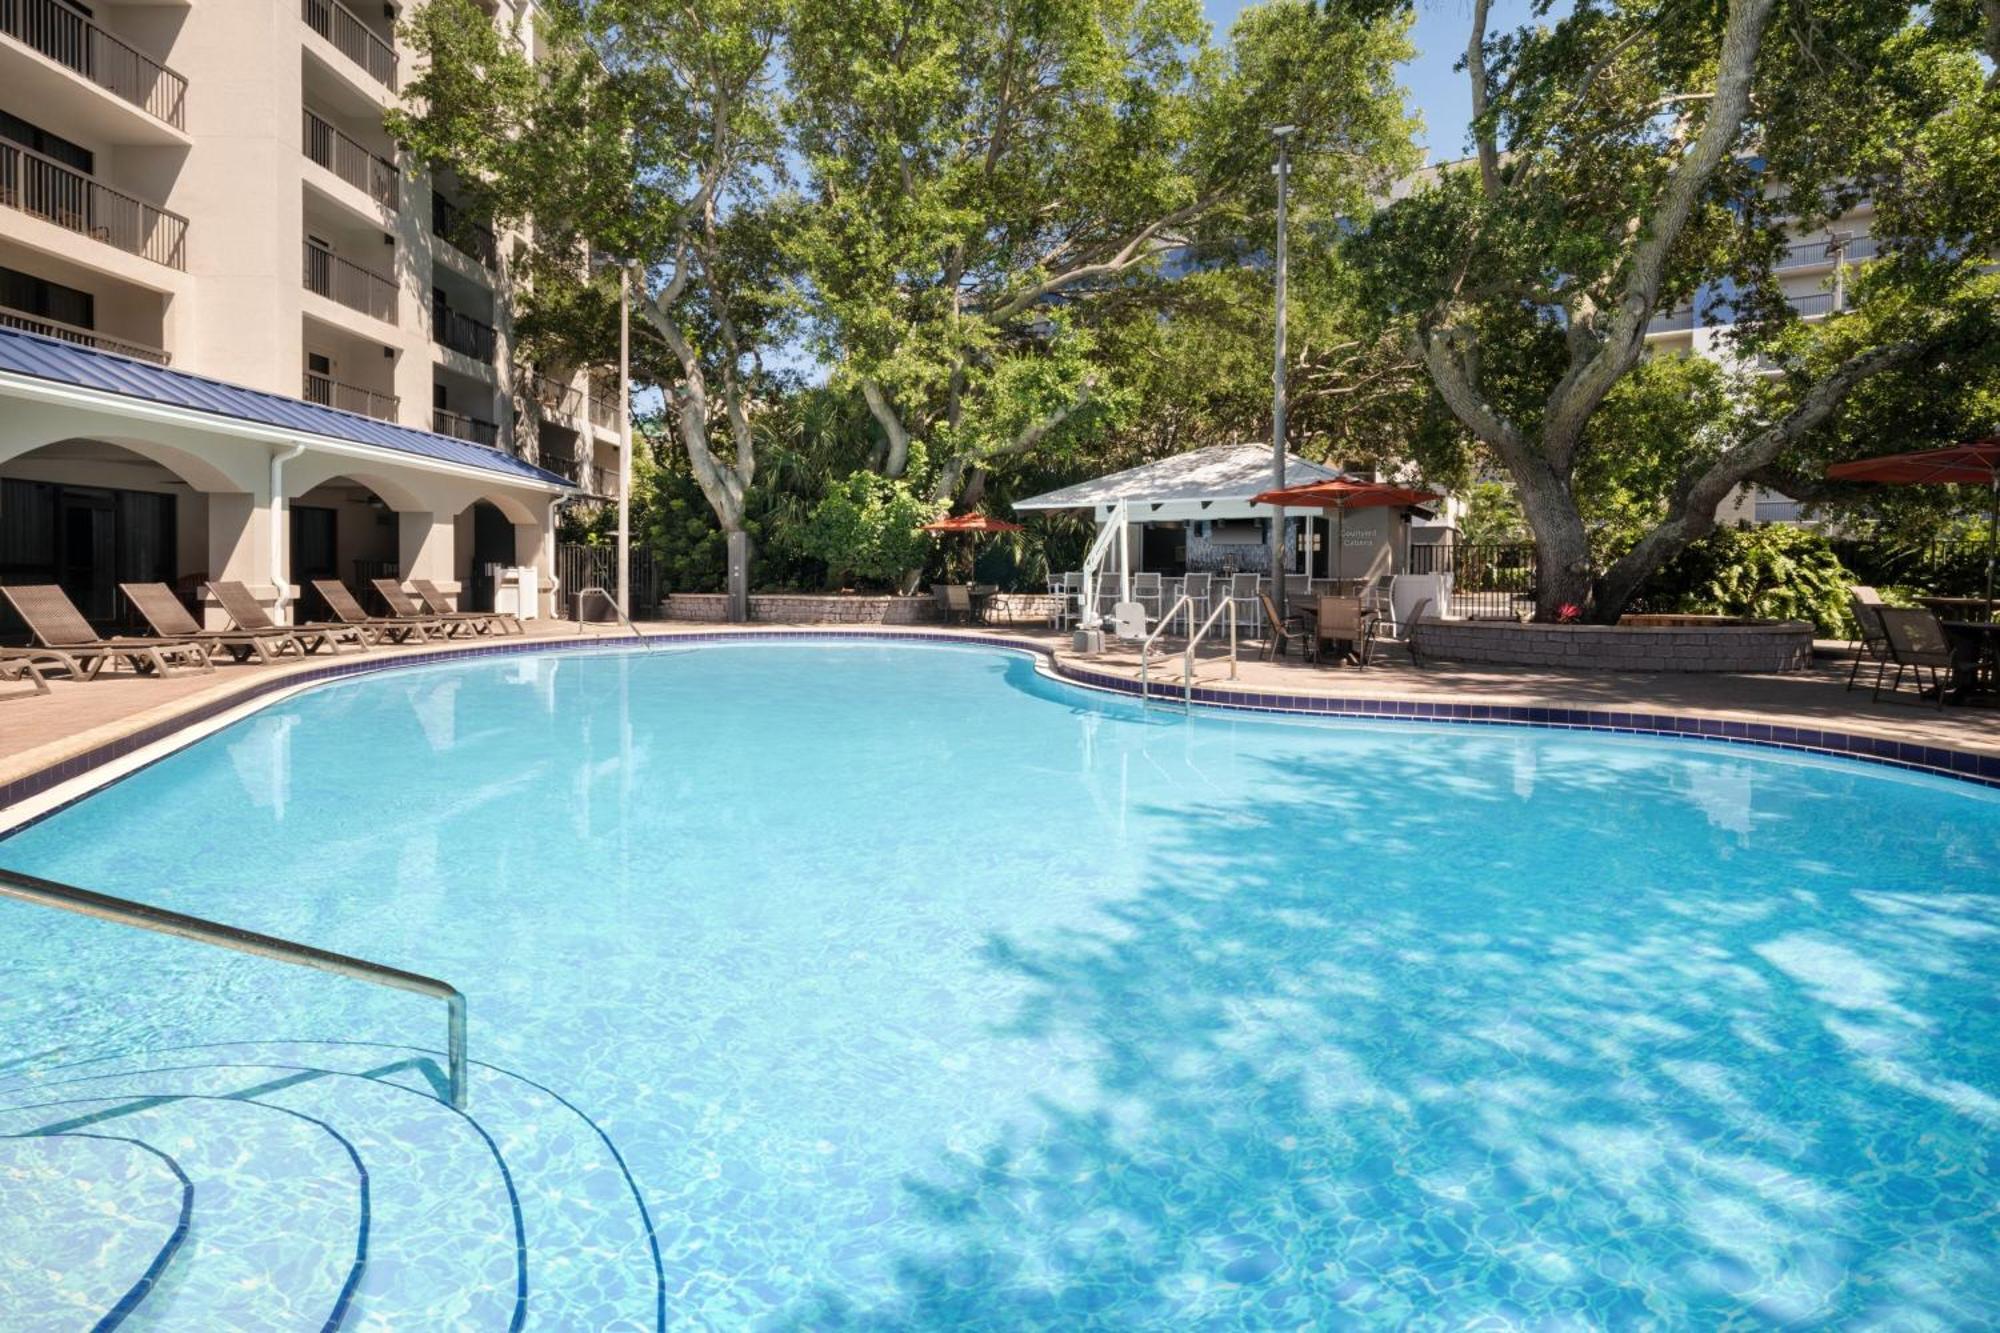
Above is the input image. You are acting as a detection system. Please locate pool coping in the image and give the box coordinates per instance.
[2,628,1996,827]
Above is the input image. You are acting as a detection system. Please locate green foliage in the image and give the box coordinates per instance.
[1637,527,1858,638]
[1458,481,1527,545]
[780,474,940,589]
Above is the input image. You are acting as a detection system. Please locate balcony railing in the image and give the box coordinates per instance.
[1645,304,1695,336]
[1790,290,1839,319]
[302,241,398,322]
[302,108,397,210]
[589,465,618,497]
[1,0,187,129]
[301,0,396,90]
[431,192,497,269]
[434,304,496,362]
[517,366,581,418]
[433,407,498,447]
[0,140,187,269]
[303,369,398,421]
[587,378,620,430]
[0,303,168,363]
[1776,234,1879,271]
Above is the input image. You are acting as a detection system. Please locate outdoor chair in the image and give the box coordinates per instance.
[1,649,54,697]
[1315,595,1378,668]
[1181,572,1213,635]
[1258,592,1312,662]
[1846,591,1892,691]
[312,580,443,644]
[0,584,213,680]
[411,578,524,634]
[374,579,504,638]
[1230,573,1263,637]
[1872,607,1961,709]
[1134,572,1163,624]
[943,583,975,625]
[1370,595,1432,668]
[206,581,369,654]
[121,582,306,664]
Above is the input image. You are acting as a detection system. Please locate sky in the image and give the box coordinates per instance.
[1201,0,1550,163]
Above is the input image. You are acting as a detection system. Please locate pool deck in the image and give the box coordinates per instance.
[3,617,1997,815]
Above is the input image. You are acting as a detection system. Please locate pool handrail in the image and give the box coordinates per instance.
[0,866,468,1109]
[573,584,645,638]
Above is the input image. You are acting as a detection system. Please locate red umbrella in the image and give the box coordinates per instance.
[1251,479,1441,581]
[922,511,1025,583]
[1826,438,1999,609]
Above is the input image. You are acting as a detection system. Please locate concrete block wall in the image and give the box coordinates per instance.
[1415,619,1815,673]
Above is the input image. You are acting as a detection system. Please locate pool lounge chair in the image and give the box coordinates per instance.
[372,579,498,638]
[1872,607,1961,710]
[1846,588,1891,691]
[0,584,213,679]
[312,580,442,644]
[410,578,524,635]
[121,582,306,664]
[1,649,54,697]
[206,581,368,655]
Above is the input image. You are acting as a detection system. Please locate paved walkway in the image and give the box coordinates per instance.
[3,619,1995,806]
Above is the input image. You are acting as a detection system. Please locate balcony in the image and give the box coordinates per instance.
[433,407,498,447]
[1776,234,1879,271]
[588,377,620,430]
[434,303,495,362]
[302,241,398,323]
[301,0,396,91]
[0,140,188,269]
[0,303,168,362]
[1790,290,1839,319]
[432,192,497,269]
[302,109,397,211]
[1644,304,1695,337]
[518,366,580,419]
[2,0,187,130]
[303,368,397,421]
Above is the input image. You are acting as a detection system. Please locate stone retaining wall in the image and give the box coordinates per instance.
[1415,618,1815,673]
[663,592,1066,625]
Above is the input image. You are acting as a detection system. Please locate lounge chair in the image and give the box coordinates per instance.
[1,649,54,697]
[121,583,306,664]
[1846,588,1891,691]
[410,578,524,635]
[0,584,213,679]
[1258,592,1312,662]
[372,579,493,638]
[205,581,368,654]
[1872,607,1962,709]
[312,579,441,644]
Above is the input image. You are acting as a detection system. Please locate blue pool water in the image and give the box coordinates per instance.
[2,642,1997,1328]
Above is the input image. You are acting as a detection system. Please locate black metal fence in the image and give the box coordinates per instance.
[1407,542,1539,620]
[556,542,659,619]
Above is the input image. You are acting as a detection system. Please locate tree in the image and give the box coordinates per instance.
[1349,0,2000,620]
[393,0,790,617]
[782,0,1419,515]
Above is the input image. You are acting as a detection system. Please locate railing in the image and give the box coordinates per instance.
[303,241,398,322]
[556,542,659,618]
[301,0,396,90]
[433,407,498,446]
[431,192,497,269]
[1408,542,1539,620]
[587,380,620,430]
[571,584,646,637]
[0,866,467,1109]
[589,465,618,497]
[302,108,397,210]
[0,303,168,363]
[1777,234,1878,270]
[303,369,397,420]
[0,140,188,270]
[1790,290,1839,319]
[518,367,580,418]
[434,305,496,362]
[1645,304,1695,336]
[1,0,187,129]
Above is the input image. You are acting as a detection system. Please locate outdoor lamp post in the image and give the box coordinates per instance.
[1270,124,1298,619]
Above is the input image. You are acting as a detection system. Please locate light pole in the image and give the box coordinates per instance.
[616,264,631,618]
[1269,124,1298,620]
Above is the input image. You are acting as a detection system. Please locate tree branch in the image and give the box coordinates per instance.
[861,378,914,477]
[1467,0,1502,198]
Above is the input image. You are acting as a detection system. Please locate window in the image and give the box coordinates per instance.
[0,111,94,176]
[0,266,93,328]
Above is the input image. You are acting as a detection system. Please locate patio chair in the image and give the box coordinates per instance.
[121,582,306,664]
[1134,572,1163,624]
[411,578,524,635]
[1872,607,1961,709]
[943,583,975,625]
[312,579,440,644]
[0,584,213,680]
[1845,591,1891,691]
[1182,572,1213,636]
[1315,595,1378,668]
[206,581,369,655]
[1371,595,1432,668]
[1,649,54,697]
[1258,592,1312,662]
[374,579,503,638]
[1230,573,1262,637]
[1045,575,1075,630]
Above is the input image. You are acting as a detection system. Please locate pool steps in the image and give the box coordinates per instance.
[0,1042,661,1329]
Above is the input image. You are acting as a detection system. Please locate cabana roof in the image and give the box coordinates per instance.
[1012,443,1343,513]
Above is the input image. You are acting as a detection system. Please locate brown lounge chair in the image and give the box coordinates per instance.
[121,583,306,664]
[205,581,369,655]
[1,649,55,697]
[373,579,506,638]
[409,578,524,635]
[0,584,213,679]
[312,579,441,643]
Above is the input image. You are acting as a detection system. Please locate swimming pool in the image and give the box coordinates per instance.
[2,640,1996,1328]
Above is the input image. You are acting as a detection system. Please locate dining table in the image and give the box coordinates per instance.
[1941,620,2000,703]
[1919,595,1995,624]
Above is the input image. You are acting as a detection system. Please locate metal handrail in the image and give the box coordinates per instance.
[1137,593,1190,702]
[573,584,643,637]
[2,0,188,129]
[0,867,467,1109]
[0,303,169,363]
[0,140,189,270]
[1181,595,1239,706]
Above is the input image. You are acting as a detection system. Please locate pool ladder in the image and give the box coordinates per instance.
[0,867,468,1109]
[572,585,648,641]
[1139,595,1239,709]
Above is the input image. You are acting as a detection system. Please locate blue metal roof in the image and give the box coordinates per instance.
[0,324,574,490]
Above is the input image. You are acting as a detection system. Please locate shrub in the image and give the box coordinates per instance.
[1636,525,1857,637]
[784,473,939,589]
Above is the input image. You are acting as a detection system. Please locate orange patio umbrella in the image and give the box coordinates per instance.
[922,511,1025,582]
[1250,479,1441,580]
[1826,437,1999,610]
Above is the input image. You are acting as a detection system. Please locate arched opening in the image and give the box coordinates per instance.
[290,474,404,620]
[455,495,536,612]
[1,438,221,631]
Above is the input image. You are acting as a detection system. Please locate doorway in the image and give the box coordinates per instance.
[291,504,336,620]
[466,501,514,611]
